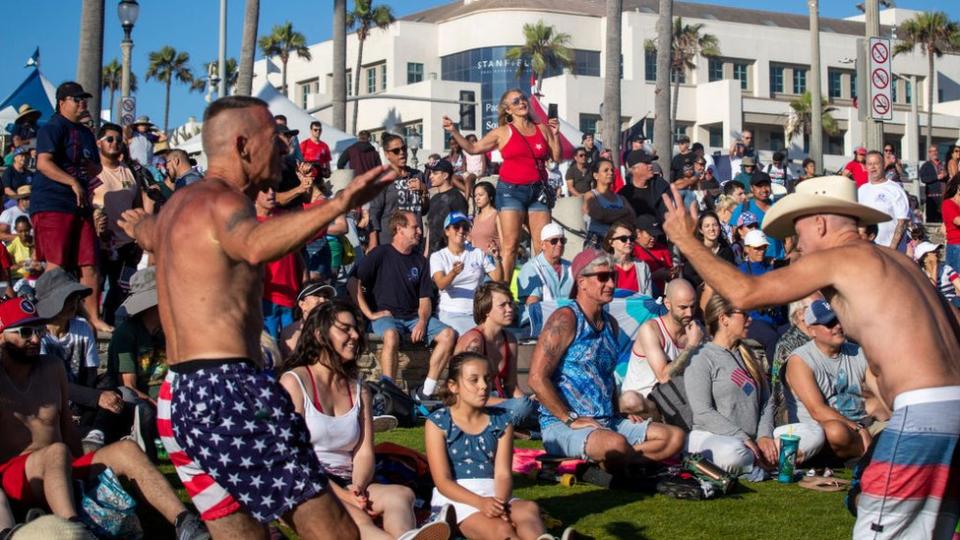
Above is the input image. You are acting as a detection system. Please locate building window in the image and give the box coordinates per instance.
[367,68,376,94]
[828,70,842,99]
[407,62,423,84]
[793,68,806,95]
[709,126,723,148]
[380,64,387,91]
[905,79,912,104]
[346,70,352,97]
[672,124,688,142]
[644,49,656,82]
[298,79,317,109]
[733,62,749,90]
[770,66,784,94]
[579,114,600,135]
[671,66,686,84]
[850,71,857,100]
[769,131,785,151]
[892,80,897,103]
[826,133,844,155]
[708,58,723,82]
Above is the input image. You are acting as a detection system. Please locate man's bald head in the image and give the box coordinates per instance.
[201,95,284,190]
[202,96,270,159]
[664,278,697,326]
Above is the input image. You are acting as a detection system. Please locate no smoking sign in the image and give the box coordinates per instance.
[868,37,893,121]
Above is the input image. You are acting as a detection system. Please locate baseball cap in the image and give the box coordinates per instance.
[913,241,941,262]
[12,147,29,157]
[0,298,45,331]
[635,214,663,237]
[55,81,92,101]
[540,222,564,241]
[297,282,337,303]
[277,125,299,137]
[426,159,454,175]
[443,211,470,229]
[743,229,769,248]
[751,172,772,186]
[855,147,867,155]
[804,300,837,326]
[741,156,756,167]
[625,150,657,168]
[569,247,610,299]
[737,211,758,228]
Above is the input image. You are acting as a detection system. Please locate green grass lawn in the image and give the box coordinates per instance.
[155,426,855,539]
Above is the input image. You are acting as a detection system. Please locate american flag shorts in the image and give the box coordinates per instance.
[157,359,328,524]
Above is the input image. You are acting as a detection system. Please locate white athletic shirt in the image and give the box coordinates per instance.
[857,180,910,248]
[621,316,681,397]
[285,371,362,479]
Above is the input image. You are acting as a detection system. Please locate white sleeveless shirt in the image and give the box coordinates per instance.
[621,316,681,397]
[285,371,362,479]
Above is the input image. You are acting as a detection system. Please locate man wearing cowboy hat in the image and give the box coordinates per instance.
[12,103,41,141]
[1,147,33,202]
[126,116,156,167]
[0,185,30,243]
[662,176,960,539]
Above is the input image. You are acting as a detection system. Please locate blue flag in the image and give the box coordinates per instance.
[24,47,39,68]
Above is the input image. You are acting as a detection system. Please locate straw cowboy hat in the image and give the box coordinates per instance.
[762,175,891,239]
[15,104,41,124]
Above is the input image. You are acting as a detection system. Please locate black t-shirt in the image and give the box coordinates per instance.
[32,113,100,215]
[426,187,468,254]
[2,167,32,191]
[618,176,670,221]
[356,244,432,320]
[565,164,591,194]
[670,151,695,182]
[276,155,307,208]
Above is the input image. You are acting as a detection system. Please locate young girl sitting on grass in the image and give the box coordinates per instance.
[425,352,574,540]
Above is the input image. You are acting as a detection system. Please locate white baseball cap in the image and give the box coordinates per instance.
[540,222,564,241]
[913,241,941,262]
[743,229,769,248]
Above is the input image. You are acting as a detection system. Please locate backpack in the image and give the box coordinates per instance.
[649,375,693,432]
[366,379,417,427]
[374,442,434,523]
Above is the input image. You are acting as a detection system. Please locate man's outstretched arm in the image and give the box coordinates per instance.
[119,209,159,253]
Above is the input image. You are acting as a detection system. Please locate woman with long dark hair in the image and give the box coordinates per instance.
[683,211,736,289]
[469,181,501,257]
[442,89,561,280]
[583,158,635,247]
[278,301,449,540]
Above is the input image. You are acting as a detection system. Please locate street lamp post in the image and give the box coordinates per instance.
[117,0,139,125]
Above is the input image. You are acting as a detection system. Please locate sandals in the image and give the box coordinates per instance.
[798,476,850,492]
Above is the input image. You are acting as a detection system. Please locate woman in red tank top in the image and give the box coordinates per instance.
[443,88,561,281]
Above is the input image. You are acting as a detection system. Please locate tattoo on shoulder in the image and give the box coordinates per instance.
[540,309,575,361]
[225,205,255,232]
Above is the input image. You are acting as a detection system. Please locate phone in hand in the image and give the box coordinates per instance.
[548,103,558,120]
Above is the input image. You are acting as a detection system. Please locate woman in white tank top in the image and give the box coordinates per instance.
[278,301,450,540]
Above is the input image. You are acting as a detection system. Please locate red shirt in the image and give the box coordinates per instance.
[613,168,625,192]
[302,199,330,241]
[300,139,331,177]
[498,124,548,185]
[844,160,868,187]
[634,243,673,295]
[944,199,960,245]
[0,244,11,271]
[615,263,638,293]
[257,215,303,308]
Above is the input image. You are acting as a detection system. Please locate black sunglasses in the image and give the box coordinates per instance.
[509,95,528,106]
[100,136,120,144]
[4,325,46,339]
[387,146,408,155]
[546,237,567,246]
[450,222,471,232]
[612,235,635,243]
[583,271,617,284]
[65,96,88,103]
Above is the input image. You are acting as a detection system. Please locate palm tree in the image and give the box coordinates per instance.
[333,0,348,130]
[785,91,839,149]
[102,59,138,122]
[347,0,395,134]
[893,11,960,152]
[602,0,623,168]
[205,58,239,94]
[237,0,260,96]
[653,0,673,165]
[646,18,720,140]
[505,21,575,93]
[258,21,312,97]
[145,46,196,135]
[76,0,105,126]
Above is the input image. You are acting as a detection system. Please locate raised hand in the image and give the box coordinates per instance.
[441,116,457,133]
[661,184,700,244]
[338,164,396,212]
[118,208,150,242]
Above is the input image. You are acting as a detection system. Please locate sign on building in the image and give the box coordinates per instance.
[120,96,136,127]
[867,37,893,122]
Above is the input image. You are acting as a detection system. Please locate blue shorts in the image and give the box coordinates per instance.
[541,417,651,460]
[495,180,550,213]
[370,316,452,344]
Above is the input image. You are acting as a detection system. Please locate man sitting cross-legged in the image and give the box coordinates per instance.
[0,298,208,539]
[776,300,885,463]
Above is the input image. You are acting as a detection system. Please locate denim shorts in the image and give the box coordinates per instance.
[369,315,452,344]
[542,417,651,459]
[495,180,550,213]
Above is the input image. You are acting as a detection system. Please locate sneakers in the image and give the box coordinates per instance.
[435,503,456,533]
[397,521,450,540]
[373,414,399,433]
[174,511,211,540]
[411,385,442,415]
[536,528,578,540]
[81,430,105,454]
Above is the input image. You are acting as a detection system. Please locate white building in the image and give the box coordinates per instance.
[254,0,960,171]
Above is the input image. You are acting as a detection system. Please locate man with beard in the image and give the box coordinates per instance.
[0,298,208,538]
[619,279,703,417]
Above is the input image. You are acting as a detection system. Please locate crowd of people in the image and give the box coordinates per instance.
[0,80,957,540]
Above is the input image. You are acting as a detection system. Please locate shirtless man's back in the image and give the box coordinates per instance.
[663,177,960,539]
[121,96,393,540]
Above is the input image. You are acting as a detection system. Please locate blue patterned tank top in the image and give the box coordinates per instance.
[539,302,621,428]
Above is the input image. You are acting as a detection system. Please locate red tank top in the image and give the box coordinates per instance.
[464,328,512,397]
[498,124,548,185]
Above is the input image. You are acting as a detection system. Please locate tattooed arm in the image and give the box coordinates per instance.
[527,307,592,425]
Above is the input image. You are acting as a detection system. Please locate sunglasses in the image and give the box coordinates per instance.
[65,96,88,103]
[612,235,635,243]
[100,136,120,144]
[312,128,321,132]
[822,319,841,329]
[727,309,747,318]
[509,95,528,106]
[583,271,617,284]
[449,222,471,232]
[546,237,567,246]
[387,146,408,155]
[4,325,46,339]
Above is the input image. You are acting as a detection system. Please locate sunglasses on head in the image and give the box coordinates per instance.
[387,146,408,155]
[4,325,46,339]
[612,235,635,243]
[546,237,567,246]
[583,271,617,284]
[509,95,528,106]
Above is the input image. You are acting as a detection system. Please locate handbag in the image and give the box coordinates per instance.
[79,467,143,539]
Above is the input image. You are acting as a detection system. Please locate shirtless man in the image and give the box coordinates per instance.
[118,96,394,539]
[661,176,960,539]
[0,298,207,538]
[619,279,702,417]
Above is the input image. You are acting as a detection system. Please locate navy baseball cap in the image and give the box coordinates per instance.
[55,81,92,101]
[804,300,837,326]
[426,159,455,175]
[444,211,470,229]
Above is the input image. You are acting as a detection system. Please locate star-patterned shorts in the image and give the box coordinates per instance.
[157,359,328,524]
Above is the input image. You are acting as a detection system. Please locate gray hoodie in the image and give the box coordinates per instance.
[685,342,775,441]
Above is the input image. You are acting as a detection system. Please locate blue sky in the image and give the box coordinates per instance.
[0,0,945,130]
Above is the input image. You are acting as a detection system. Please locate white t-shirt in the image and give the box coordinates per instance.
[0,205,28,232]
[429,246,495,314]
[858,180,910,248]
[40,317,99,380]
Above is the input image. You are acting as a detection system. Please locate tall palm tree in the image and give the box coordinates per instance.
[506,20,575,93]
[347,0,395,134]
[102,59,138,122]
[76,0,105,126]
[647,18,720,140]
[258,22,312,97]
[205,58,239,94]
[893,11,960,152]
[785,91,839,146]
[333,0,348,130]
[602,0,623,168]
[237,0,260,96]
[653,0,673,165]
[145,46,196,135]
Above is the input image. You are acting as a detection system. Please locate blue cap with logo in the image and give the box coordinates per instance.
[804,300,837,326]
[443,211,470,229]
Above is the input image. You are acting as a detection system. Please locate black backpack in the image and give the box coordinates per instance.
[366,379,417,427]
[649,374,693,432]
